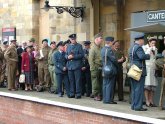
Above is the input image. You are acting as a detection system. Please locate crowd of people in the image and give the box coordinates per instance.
[0,33,165,111]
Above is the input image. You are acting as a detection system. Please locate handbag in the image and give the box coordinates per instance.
[19,73,25,83]
[127,46,142,81]
[102,48,115,78]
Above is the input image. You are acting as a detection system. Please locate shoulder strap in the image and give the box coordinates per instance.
[105,48,108,65]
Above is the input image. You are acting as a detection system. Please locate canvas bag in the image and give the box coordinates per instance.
[127,46,142,81]
[19,73,25,83]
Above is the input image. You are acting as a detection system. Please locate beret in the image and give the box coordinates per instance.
[105,37,114,42]
[42,39,48,43]
[56,41,64,48]
[94,33,102,39]
[134,34,144,40]
[69,34,76,39]
[84,41,91,45]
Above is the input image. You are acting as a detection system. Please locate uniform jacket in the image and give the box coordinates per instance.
[0,47,3,65]
[65,43,84,70]
[54,51,67,74]
[89,43,102,71]
[82,48,90,71]
[21,52,34,72]
[155,58,165,77]
[48,48,57,66]
[129,43,150,76]
[35,46,51,68]
[101,46,118,75]
[4,44,18,64]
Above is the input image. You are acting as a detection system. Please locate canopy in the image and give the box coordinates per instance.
[124,23,165,33]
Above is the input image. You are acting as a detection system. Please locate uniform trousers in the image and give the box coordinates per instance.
[56,73,70,96]
[131,76,145,110]
[159,78,165,108]
[103,76,116,103]
[48,65,57,91]
[7,61,17,89]
[68,69,82,97]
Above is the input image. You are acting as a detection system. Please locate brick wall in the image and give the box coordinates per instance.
[0,96,141,124]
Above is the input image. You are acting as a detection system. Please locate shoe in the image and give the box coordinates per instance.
[110,101,117,104]
[90,94,94,98]
[11,89,18,91]
[75,96,81,99]
[118,99,124,101]
[69,95,75,98]
[161,107,165,110]
[94,96,101,101]
[58,94,63,97]
[150,103,157,107]
[145,103,150,107]
[134,108,148,111]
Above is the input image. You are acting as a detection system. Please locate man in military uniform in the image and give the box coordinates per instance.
[0,41,8,87]
[81,41,92,97]
[36,39,51,91]
[89,33,103,101]
[48,41,58,93]
[4,39,18,91]
[113,41,126,101]
[65,34,84,99]
[54,41,70,97]
[155,58,165,110]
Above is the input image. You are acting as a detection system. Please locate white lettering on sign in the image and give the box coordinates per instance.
[147,10,165,22]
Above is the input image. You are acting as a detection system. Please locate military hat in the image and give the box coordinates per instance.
[50,41,56,45]
[64,39,71,45]
[84,41,91,46]
[56,41,64,48]
[94,33,102,39]
[42,39,48,43]
[105,37,114,42]
[10,39,17,42]
[3,41,8,45]
[134,34,145,40]
[69,34,76,39]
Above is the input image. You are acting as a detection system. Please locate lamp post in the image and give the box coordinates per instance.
[41,0,85,21]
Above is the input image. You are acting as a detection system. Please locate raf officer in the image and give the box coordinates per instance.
[81,41,92,97]
[129,34,150,111]
[113,41,126,101]
[48,41,58,93]
[155,58,165,110]
[101,37,118,104]
[65,34,84,99]
[89,33,103,101]
[36,39,51,91]
[4,39,18,91]
[54,41,70,97]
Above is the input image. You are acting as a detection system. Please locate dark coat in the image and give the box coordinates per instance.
[101,46,118,75]
[129,43,150,76]
[21,52,34,72]
[54,51,67,74]
[65,43,84,70]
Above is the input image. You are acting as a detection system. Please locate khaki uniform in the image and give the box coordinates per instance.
[89,43,102,96]
[4,44,18,90]
[0,47,4,84]
[113,49,126,100]
[155,58,165,108]
[36,46,51,87]
[48,48,57,91]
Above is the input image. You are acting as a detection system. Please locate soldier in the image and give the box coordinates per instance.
[35,39,51,91]
[54,41,70,97]
[0,46,4,86]
[4,39,18,91]
[48,41,58,93]
[155,58,165,110]
[65,34,84,99]
[81,41,92,97]
[101,37,118,104]
[89,33,103,101]
[113,41,126,101]
[129,34,150,111]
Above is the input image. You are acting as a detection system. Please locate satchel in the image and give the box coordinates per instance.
[102,48,115,78]
[127,46,142,81]
[19,73,25,83]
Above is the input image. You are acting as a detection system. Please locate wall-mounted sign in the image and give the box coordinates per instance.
[2,27,16,42]
[147,10,165,22]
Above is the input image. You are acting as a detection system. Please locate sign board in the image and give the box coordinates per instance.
[147,10,165,22]
[2,27,16,42]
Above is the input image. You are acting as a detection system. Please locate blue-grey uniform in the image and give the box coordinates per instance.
[129,34,150,111]
[53,42,70,97]
[65,34,84,98]
[81,41,92,97]
[101,37,118,103]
